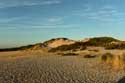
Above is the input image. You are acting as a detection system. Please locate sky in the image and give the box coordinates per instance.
[0,0,125,48]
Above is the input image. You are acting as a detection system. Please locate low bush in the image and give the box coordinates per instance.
[88,49,99,52]
[61,53,79,56]
[84,54,97,58]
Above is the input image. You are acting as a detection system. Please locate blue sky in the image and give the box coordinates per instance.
[0,0,125,48]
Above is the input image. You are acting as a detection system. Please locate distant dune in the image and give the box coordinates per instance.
[0,37,125,52]
[43,38,75,48]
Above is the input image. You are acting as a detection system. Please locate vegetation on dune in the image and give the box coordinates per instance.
[0,43,44,52]
[49,37,118,52]
[89,37,118,43]
[49,42,86,52]
[83,37,118,46]
[105,43,125,50]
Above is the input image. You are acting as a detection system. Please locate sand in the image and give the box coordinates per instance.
[0,51,125,83]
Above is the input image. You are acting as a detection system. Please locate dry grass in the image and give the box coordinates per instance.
[101,53,114,63]
[101,52,125,69]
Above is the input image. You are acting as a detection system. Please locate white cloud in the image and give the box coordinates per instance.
[0,0,61,8]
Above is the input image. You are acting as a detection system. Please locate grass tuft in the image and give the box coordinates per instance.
[101,52,125,69]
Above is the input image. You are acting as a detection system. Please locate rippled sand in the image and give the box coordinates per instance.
[0,51,124,83]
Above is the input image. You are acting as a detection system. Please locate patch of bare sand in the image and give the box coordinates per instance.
[48,39,75,48]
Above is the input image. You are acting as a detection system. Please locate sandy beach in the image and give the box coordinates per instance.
[0,51,124,83]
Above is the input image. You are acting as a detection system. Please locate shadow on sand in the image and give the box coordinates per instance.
[118,76,125,83]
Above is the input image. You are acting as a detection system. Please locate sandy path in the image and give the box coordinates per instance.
[0,55,124,83]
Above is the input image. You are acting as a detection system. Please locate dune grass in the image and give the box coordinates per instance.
[101,52,125,69]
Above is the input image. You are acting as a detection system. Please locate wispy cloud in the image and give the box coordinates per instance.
[47,17,62,23]
[74,4,125,23]
[45,17,64,25]
[101,5,116,10]
[0,16,77,31]
[0,17,25,23]
[0,0,61,8]
[0,24,79,31]
[0,15,64,27]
